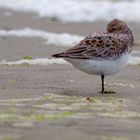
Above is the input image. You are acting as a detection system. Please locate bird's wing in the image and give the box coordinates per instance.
[56,33,130,59]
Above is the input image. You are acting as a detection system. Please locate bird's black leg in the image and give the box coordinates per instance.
[99,75,116,94]
[101,75,105,93]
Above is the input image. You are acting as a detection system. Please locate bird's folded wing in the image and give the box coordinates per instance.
[60,33,130,59]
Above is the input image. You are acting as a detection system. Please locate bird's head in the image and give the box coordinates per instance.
[107,19,131,34]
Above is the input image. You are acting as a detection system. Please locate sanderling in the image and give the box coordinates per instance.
[52,19,134,94]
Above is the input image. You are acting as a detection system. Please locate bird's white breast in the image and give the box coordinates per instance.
[64,53,130,75]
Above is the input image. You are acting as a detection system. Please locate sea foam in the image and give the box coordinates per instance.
[0,28,83,47]
[0,57,139,66]
[0,58,68,65]
[0,0,139,22]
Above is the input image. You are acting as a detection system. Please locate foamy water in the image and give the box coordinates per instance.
[0,28,83,47]
[105,82,135,88]
[0,58,68,65]
[0,0,139,22]
[0,56,139,66]
[129,56,140,65]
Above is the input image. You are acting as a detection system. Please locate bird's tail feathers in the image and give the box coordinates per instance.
[52,53,65,58]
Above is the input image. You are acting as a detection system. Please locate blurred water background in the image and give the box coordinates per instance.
[0,0,139,22]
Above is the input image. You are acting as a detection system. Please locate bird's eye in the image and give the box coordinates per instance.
[111,27,116,31]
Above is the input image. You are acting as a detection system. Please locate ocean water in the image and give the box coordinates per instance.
[0,0,139,22]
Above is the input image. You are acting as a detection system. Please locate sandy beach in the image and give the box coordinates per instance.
[0,8,140,140]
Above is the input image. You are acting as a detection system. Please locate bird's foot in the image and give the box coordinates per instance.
[99,90,116,94]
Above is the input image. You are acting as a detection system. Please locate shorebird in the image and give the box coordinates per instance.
[52,19,134,93]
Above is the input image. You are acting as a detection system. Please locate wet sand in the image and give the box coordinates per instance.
[0,8,140,140]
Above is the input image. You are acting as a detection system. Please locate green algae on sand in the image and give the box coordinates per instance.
[0,93,137,126]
